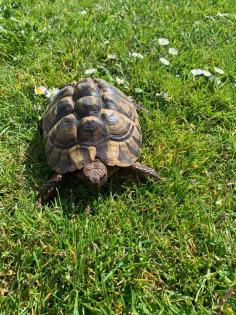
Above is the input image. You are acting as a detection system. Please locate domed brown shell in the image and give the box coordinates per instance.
[41,78,142,174]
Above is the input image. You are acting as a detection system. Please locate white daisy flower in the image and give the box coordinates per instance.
[107,53,117,60]
[190,69,203,76]
[134,88,143,93]
[214,67,224,75]
[216,12,229,17]
[45,88,60,99]
[190,69,212,77]
[159,57,170,66]
[158,38,169,46]
[129,52,144,59]
[201,70,212,77]
[116,77,125,85]
[84,68,97,75]
[162,92,169,98]
[34,86,47,95]
[168,47,178,55]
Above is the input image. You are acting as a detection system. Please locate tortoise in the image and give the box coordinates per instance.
[37,78,159,206]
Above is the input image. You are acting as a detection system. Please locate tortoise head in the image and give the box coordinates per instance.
[82,160,108,188]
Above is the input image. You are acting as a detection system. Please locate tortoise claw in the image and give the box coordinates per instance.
[130,162,160,179]
[35,199,42,208]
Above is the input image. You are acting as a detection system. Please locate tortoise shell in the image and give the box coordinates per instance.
[41,78,142,174]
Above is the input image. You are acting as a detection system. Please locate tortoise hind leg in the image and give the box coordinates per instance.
[130,162,160,179]
[36,172,63,207]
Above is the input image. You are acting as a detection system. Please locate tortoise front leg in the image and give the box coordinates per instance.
[36,172,63,207]
[133,102,149,114]
[130,162,160,179]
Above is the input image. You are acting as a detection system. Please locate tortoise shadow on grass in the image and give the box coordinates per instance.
[25,132,144,216]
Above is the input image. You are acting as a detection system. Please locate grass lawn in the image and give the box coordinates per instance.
[1,0,236,313]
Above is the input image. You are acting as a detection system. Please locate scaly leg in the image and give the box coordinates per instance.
[36,172,63,207]
[130,162,160,179]
[133,102,149,114]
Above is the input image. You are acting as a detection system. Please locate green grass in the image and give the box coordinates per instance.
[1,0,236,313]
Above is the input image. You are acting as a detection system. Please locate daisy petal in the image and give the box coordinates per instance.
[214,67,224,75]
[201,70,212,77]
